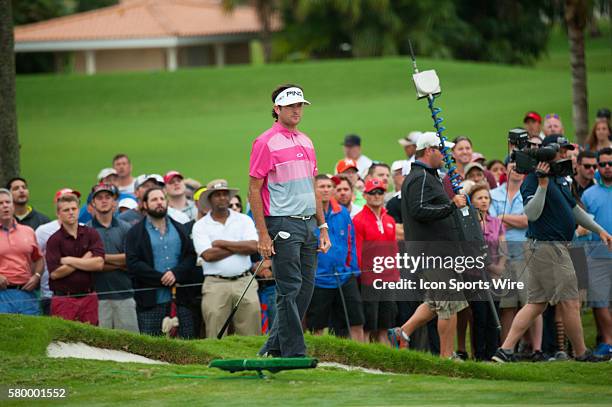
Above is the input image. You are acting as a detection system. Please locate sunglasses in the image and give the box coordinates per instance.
[545,113,560,120]
[599,161,612,168]
[527,142,542,148]
[229,203,242,208]
[582,164,597,170]
[366,189,385,196]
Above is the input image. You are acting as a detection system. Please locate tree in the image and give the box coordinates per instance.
[222,0,277,62]
[565,0,589,145]
[0,0,20,186]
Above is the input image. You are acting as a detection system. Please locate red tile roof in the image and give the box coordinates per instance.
[15,0,278,43]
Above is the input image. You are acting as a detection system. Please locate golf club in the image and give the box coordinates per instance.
[217,231,291,339]
[334,271,352,340]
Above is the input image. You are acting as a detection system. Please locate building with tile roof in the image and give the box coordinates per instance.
[14,0,278,74]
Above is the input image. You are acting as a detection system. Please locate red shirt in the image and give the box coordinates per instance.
[46,224,105,293]
[0,221,42,285]
[352,205,398,286]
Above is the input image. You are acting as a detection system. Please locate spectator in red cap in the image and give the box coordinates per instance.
[335,158,366,207]
[47,193,105,325]
[523,111,543,139]
[165,171,197,221]
[353,178,398,344]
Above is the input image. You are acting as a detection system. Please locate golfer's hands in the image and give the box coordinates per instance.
[161,271,176,286]
[22,274,40,291]
[599,231,612,251]
[452,194,467,208]
[258,232,275,259]
[318,228,331,253]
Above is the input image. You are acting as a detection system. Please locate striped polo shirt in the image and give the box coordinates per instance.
[249,121,318,216]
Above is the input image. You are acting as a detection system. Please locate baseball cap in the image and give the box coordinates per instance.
[54,188,81,203]
[193,186,207,203]
[97,168,117,181]
[364,178,386,193]
[471,152,486,163]
[91,183,118,199]
[118,198,138,210]
[274,87,310,106]
[416,132,455,151]
[390,160,404,173]
[523,111,542,123]
[596,108,611,120]
[464,162,485,176]
[335,158,358,174]
[163,170,183,184]
[398,131,422,147]
[134,174,165,190]
[542,134,575,150]
[342,134,361,147]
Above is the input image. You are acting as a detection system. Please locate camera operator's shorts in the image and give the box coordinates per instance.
[499,257,529,308]
[527,241,579,305]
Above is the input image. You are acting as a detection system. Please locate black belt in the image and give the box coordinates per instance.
[208,271,251,281]
[53,289,93,297]
[6,285,24,290]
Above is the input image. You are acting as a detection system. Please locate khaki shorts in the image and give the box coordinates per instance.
[527,241,578,305]
[499,257,529,309]
[425,299,469,320]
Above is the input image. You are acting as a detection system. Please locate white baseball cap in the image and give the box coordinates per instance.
[416,132,455,151]
[390,160,404,173]
[118,198,138,210]
[97,168,117,181]
[398,131,422,147]
[274,87,311,106]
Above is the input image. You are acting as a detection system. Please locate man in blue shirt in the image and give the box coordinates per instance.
[582,147,612,358]
[493,136,612,363]
[306,175,364,341]
[126,187,197,336]
[489,161,543,359]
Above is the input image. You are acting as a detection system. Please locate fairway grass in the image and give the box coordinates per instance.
[16,29,611,215]
[1,315,611,406]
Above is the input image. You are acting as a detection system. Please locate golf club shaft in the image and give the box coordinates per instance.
[216,233,281,339]
[334,272,352,340]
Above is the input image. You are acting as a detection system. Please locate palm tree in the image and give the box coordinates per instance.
[565,0,589,145]
[0,0,20,186]
[222,0,277,62]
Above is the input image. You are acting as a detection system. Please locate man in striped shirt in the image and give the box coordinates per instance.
[249,84,331,358]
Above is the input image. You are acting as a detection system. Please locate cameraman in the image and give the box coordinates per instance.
[493,136,612,362]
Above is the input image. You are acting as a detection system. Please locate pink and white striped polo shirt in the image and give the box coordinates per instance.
[249,122,318,216]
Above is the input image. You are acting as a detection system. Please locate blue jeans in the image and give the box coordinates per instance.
[259,284,277,333]
[0,289,40,316]
[260,216,318,357]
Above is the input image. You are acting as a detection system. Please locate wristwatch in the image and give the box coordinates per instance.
[318,223,329,230]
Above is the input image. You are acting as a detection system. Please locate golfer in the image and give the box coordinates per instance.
[249,84,331,357]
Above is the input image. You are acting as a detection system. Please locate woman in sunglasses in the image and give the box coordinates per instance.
[229,195,243,213]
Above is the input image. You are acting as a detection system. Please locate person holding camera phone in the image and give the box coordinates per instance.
[493,136,612,363]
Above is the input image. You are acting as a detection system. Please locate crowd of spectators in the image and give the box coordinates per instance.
[1,107,611,362]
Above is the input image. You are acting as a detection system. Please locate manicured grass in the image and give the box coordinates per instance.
[16,28,611,215]
[1,314,611,405]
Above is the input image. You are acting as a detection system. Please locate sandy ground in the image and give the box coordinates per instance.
[318,362,395,375]
[46,342,168,365]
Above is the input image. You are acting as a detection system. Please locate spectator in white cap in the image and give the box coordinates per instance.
[398,131,422,175]
[119,175,189,225]
[98,168,118,185]
[164,171,197,221]
[118,198,138,213]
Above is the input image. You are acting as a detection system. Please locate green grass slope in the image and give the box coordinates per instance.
[1,315,611,406]
[16,28,611,215]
